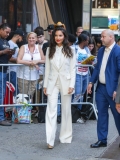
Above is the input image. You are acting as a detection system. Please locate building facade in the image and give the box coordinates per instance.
[0,0,92,35]
[92,0,120,35]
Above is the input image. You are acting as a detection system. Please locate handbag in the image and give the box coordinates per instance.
[12,103,32,124]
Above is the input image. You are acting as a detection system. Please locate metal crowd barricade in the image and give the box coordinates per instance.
[71,64,98,120]
[0,63,98,120]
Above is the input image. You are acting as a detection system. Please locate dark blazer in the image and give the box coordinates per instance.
[115,76,120,103]
[90,43,120,97]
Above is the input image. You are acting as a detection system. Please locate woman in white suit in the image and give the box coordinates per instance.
[43,22,76,149]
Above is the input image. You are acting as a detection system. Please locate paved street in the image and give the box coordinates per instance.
[0,110,119,160]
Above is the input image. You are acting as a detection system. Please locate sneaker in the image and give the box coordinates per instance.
[0,120,12,126]
[76,117,85,124]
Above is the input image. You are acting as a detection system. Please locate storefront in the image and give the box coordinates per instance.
[92,0,120,35]
[0,0,92,35]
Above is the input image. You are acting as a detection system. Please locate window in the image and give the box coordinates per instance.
[113,0,118,8]
[92,1,95,8]
[97,0,111,8]
[92,0,118,9]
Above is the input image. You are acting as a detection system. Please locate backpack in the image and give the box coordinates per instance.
[71,105,81,123]
[81,95,96,120]
[37,88,47,123]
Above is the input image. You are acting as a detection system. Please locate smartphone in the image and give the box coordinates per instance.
[13,47,18,50]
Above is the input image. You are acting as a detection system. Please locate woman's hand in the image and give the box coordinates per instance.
[68,87,74,94]
[29,61,35,66]
[43,88,47,96]
[35,65,40,70]
[87,59,94,65]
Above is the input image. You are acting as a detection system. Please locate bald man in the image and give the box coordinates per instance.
[87,29,120,148]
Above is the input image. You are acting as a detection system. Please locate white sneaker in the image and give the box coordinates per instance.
[76,117,85,124]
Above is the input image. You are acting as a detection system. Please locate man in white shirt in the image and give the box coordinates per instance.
[7,29,24,96]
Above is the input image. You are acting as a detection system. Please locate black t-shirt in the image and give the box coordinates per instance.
[42,42,49,56]
[0,38,10,73]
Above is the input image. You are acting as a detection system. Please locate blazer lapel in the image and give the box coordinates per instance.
[107,44,116,64]
[51,47,65,70]
[99,47,105,69]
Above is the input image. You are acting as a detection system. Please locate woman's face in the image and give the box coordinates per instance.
[27,33,37,45]
[83,36,89,47]
[55,30,65,46]
[96,42,101,48]
[88,44,94,51]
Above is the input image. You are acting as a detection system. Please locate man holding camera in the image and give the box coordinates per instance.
[0,23,15,126]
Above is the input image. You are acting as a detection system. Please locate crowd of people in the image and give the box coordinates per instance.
[0,22,120,149]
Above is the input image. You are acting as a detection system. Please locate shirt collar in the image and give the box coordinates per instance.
[56,45,63,50]
[105,42,115,51]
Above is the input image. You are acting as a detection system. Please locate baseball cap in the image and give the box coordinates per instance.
[13,29,24,37]
[68,34,76,43]
[44,24,54,31]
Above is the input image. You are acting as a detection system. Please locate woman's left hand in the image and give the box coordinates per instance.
[68,87,74,94]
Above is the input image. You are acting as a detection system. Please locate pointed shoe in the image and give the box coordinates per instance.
[47,144,54,149]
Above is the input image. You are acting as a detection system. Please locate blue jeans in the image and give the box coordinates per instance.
[73,74,89,110]
[0,72,7,121]
[7,71,19,96]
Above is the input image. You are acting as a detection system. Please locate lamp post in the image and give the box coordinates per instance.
[90,0,92,34]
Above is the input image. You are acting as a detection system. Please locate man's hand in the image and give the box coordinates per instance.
[68,87,74,94]
[3,48,14,55]
[116,103,120,114]
[113,91,116,101]
[43,88,47,96]
[87,83,93,94]
[9,49,15,55]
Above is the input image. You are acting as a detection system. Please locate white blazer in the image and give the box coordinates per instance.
[43,47,76,95]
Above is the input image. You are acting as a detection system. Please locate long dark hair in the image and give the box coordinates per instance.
[88,37,97,56]
[49,27,73,59]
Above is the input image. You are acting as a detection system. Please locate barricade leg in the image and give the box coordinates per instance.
[0,72,7,121]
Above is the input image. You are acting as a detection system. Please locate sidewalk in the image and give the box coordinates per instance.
[0,110,118,160]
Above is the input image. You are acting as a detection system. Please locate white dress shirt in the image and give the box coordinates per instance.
[99,42,115,84]
[54,45,63,68]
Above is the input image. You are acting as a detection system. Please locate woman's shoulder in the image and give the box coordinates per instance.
[22,44,28,50]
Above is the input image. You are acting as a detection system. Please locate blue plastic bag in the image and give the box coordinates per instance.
[12,104,32,124]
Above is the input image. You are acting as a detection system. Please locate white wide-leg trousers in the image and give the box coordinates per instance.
[45,78,72,146]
